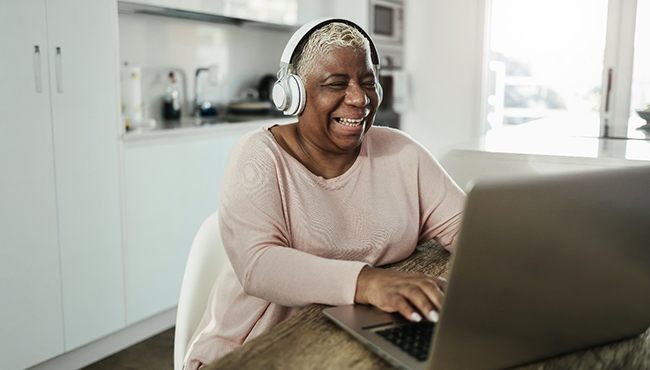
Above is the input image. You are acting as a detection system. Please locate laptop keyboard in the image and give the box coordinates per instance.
[375,321,435,362]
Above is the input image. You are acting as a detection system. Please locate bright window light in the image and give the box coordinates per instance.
[484,0,608,137]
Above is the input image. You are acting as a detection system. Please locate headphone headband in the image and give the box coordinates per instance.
[279,17,380,69]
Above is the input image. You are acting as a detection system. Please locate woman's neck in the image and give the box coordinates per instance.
[295,125,359,179]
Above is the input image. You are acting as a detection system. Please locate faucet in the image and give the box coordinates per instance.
[193,65,220,117]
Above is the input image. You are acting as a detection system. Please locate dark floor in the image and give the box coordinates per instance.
[82,328,175,370]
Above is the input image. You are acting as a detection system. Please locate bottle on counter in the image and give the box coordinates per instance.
[121,63,144,130]
[162,71,181,121]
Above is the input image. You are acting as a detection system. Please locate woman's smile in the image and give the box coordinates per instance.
[332,116,367,132]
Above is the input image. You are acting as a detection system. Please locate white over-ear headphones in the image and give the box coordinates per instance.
[272,18,383,116]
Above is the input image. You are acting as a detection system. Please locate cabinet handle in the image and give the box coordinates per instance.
[55,46,63,93]
[33,45,42,93]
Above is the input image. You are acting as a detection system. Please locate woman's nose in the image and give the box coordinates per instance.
[345,82,370,107]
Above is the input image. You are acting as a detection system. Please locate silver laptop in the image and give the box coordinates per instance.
[324,166,650,370]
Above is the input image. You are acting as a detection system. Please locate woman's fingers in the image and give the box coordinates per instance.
[417,278,444,310]
[400,285,436,322]
[392,295,422,322]
[359,269,448,322]
[401,279,445,322]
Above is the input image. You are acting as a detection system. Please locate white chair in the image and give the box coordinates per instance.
[174,212,224,370]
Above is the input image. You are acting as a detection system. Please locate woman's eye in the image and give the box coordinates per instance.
[328,82,347,89]
[363,81,377,88]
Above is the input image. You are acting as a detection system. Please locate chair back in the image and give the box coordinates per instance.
[174,212,223,370]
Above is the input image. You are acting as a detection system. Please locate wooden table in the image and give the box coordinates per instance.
[206,241,650,370]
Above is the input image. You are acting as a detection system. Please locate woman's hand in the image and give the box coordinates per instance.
[354,266,447,322]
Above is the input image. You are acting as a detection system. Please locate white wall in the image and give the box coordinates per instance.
[402,0,486,158]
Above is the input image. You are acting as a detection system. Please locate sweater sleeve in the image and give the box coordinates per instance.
[218,132,367,307]
[413,143,466,251]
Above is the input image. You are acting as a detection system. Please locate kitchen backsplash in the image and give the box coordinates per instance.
[118,13,291,123]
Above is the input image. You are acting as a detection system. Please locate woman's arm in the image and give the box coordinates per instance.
[220,205,367,306]
[352,134,465,322]
[219,134,367,307]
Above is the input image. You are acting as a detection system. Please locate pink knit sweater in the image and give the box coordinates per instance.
[184,125,465,369]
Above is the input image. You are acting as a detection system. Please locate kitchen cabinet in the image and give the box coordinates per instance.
[297,0,369,27]
[1,0,124,367]
[47,0,125,351]
[0,2,64,369]
[182,0,298,25]
[120,0,299,26]
[122,130,248,323]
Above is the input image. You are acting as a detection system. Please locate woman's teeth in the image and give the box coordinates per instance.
[336,117,364,126]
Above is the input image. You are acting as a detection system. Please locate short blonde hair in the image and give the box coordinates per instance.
[293,22,371,80]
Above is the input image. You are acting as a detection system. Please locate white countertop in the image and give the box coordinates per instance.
[455,122,650,163]
[121,116,650,164]
[121,117,296,143]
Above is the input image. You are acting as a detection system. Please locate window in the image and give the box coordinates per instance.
[482,0,650,141]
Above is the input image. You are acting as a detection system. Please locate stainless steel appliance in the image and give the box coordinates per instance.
[369,0,404,47]
[370,0,405,130]
[375,70,400,129]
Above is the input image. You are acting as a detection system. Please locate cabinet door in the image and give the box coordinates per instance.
[45,0,125,349]
[123,135,239,323]
[297,0,369,27]
[0,1,65,369]
[124,0,180,7]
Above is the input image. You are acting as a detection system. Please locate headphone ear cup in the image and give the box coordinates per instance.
[272,79,288,111]
[376,81,383,106]
[285,74,306,116]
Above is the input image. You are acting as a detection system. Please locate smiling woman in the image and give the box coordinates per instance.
[182,19,466,370]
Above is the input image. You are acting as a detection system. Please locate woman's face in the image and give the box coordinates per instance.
[299,46,379,154]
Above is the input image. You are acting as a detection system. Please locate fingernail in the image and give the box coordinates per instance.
[428,310,439,322]
[410,312,422,322]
